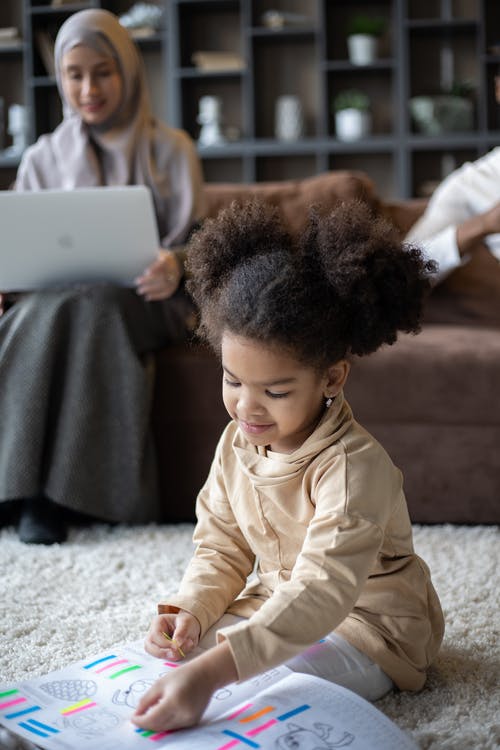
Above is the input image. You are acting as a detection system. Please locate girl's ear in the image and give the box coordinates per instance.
[324,360,350,398]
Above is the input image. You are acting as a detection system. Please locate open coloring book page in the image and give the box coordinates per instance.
[0,640,417,750]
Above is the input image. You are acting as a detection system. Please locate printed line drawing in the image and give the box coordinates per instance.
[62,707,121,739]
[39,679,97,701]
[274,722,355,749]
[112,679,157,709]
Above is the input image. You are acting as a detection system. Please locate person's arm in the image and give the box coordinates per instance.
[131,643,238,732]
[456,200,500,257]
[159,128,205,249]
[407,155,500,282]
[131,639,237,732]
[157,436,256,639]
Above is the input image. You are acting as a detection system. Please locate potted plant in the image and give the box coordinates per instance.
[409,80,475,135]
[346,15,385,65]
[333,89,371,141]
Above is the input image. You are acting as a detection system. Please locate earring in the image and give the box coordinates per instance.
[325,396,333,408]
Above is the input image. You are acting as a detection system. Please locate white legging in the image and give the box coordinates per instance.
[200,614,394,702]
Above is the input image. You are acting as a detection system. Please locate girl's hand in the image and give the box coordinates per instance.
[0,293,4,317]
[135,249,182,301]
[144,610,200,661]
[131,658,215,732]
[132,641,238,732]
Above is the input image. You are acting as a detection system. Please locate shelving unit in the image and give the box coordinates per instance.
[0,2,25,188]
[1,0,499,197]
[167,0,500,198]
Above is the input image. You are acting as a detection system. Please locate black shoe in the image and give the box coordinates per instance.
[18,497,67,545]
[0,500,22,528]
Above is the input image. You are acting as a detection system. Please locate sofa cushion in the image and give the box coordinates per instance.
[345,325,500,523]
[423,245,500,328]
[203,171,380,236]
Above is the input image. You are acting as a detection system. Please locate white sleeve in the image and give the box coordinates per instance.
[406,172,470,283]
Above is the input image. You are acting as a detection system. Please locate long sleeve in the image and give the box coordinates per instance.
[157,434,256,635]
[406,148,500,283]
[216,448,387,681]
[156,128,205,248]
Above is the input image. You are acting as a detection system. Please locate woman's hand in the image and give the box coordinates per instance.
[135,249,182,301]
[145,610,200,662]
[132,641,238,732]
[0,293,4,317]
[457,200,500,257]
[482,201,500,237]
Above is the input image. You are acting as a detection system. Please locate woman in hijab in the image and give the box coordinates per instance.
[0,9,205,544]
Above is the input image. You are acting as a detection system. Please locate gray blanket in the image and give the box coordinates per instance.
[0,284,192,522]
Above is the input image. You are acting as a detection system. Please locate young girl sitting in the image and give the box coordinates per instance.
[132,200,445,733]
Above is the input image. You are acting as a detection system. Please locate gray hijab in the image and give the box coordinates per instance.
[17,9,204,245]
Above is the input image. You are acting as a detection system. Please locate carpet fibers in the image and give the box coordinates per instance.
[0,523,498,749]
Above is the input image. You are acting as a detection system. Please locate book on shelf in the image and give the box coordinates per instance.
[0,27,21,47]
[192,50,244,72]
[51,0,91,6]
[0,639,418,749]
[35,31,55,76]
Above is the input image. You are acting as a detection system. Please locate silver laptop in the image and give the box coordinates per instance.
[0,185,159,291]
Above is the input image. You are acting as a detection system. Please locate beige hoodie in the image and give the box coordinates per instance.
[159,393,444,690]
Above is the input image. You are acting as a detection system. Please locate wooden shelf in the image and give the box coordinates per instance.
[1,0,500,197]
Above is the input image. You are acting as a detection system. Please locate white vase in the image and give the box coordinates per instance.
[275,95,304,141]
[335,109,371,141]
[347,34,377,65]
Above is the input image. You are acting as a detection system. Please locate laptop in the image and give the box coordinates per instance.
[0,185,160,291]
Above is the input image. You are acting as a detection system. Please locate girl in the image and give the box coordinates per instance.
[0,9,204,543]
[132,200,445,732]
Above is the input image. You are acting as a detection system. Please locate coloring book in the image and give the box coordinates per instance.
[0,640,418,749]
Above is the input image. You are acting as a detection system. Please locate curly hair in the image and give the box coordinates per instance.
[186,199,436,369]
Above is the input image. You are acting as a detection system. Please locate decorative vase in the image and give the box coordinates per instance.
[347,34,377,65]
[275,95,304,141]
[335,109,371,141]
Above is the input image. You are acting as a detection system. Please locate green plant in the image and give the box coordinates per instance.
[443,79,475,98]
[347,14,385,37]
[332,89,370,112]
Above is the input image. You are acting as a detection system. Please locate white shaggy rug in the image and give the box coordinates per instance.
[0,523,498,749]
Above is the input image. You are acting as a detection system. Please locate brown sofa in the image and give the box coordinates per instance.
[152,171,500,525]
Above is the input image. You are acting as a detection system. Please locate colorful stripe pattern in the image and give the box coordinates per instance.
[215,702,311,750]
[133,700,311,746]
[135,727,175,741]
[83,654,142,680]
[17,718,60,739]
[0,689,45,731]
[60,698,98,715]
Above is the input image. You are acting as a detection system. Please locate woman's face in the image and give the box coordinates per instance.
[60,44,123,126]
